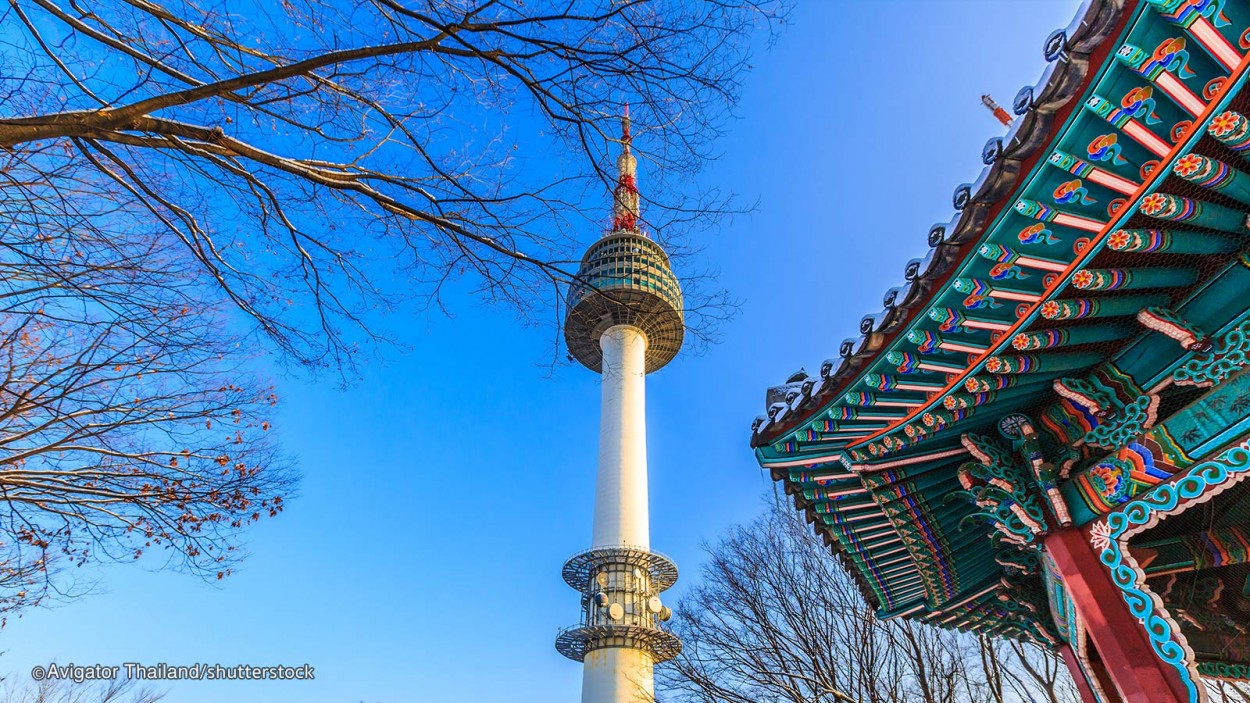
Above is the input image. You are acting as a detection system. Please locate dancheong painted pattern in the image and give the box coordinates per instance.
[753,1,1250,699]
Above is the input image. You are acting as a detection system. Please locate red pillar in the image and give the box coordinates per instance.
[1045,527,1191,703]
[1060,641,1112,703]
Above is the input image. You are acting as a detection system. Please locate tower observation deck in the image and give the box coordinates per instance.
[556,110,683,703]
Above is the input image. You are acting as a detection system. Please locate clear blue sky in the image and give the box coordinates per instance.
[6,1,1080,701]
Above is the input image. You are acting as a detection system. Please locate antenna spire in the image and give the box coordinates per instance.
[612,104,641,233]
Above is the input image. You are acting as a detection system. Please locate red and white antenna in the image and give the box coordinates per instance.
[611,104,641,233]
[981,94,1014,127]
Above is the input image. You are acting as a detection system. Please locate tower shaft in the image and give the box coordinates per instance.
[582,648,654,703]
[584,324,653,703]
[593,325,650,549]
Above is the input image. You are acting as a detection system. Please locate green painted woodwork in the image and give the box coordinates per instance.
[1108,228,1243,254]
[753,0,1250,656]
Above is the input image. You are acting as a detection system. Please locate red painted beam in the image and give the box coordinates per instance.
[1061,642,1109,703]
[1045,528,1190,703]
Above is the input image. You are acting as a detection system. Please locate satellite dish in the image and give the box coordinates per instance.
[594,592,609,608]
[633,567,643,581]
[647,596,662,614]
[596,572,609,588]
[608,603,624,621]
[658,606,672,622]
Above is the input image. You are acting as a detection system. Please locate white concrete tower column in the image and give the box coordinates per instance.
[582,323,654,703]
[582,648,655,703]
[592,324,650,550]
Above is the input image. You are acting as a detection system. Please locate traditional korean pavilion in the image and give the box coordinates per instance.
[751,1,1250,701]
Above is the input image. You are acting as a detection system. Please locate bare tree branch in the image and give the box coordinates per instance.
[659,501,1082,703]
[1,0,783,375]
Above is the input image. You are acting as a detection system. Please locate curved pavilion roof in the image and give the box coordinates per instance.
[751,0,1250,641]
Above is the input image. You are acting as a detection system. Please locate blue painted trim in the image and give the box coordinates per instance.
[1094,440,1250,702]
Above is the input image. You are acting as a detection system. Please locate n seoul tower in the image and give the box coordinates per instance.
[555,109,683,702]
